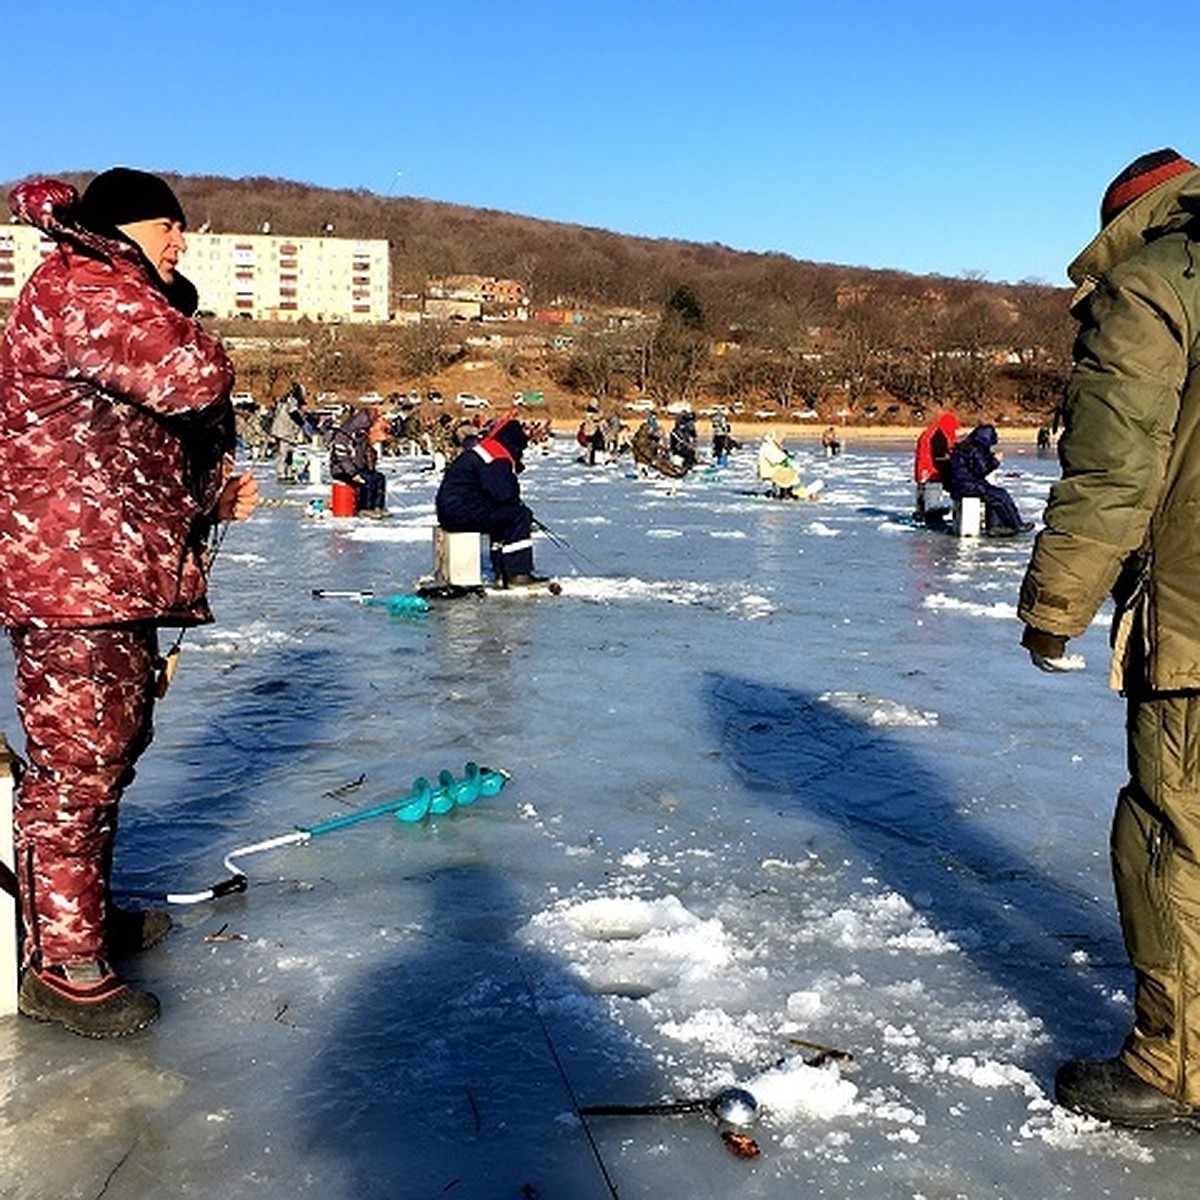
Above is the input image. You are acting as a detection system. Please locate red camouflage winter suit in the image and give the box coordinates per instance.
[0,180,234,968]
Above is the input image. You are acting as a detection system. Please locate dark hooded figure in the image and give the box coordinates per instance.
[435,417,546,586]
[329,408,387,513]
[945,424,1031,536]
[669,409,698,470]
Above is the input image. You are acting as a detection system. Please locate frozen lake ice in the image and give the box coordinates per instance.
[0,429,1195,1199]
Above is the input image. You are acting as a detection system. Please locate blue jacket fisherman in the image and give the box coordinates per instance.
[945,424,1032,536]
[435,416,547,587]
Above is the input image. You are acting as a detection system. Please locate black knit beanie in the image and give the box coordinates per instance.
[492,418,529,459]
[1100,148,1195,226]
[76,167,186,234]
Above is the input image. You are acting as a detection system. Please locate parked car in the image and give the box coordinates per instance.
[456,392,491,409]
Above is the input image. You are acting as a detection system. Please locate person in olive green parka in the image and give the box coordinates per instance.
[1018,148,1200,1126]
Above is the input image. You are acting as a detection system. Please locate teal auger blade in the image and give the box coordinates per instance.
[394,762,507,823]
[432,770,459,815]
[362,594,430,617]
[301,764,508,837]
[396,776,435,823]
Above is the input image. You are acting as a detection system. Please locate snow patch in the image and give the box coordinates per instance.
[922,592,1017,620]
[523,894,732,997]
[820,690,938,727]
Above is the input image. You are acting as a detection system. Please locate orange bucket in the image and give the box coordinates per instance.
[330,481,357,517]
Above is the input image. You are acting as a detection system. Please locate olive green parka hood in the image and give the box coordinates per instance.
[1068,167,1200,287]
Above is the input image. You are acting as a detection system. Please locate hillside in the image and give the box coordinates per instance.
[4,173,1076,427]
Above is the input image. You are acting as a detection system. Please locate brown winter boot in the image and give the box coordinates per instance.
[18,961,160,1038]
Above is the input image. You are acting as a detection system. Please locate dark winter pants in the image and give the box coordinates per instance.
[442,500,534,582]
[334,468,386,512]
[1115,689,1200,1103]
[8,624,158,968]
[485,502,534,581]
[354,469,387,512]
[975,482,1023,532]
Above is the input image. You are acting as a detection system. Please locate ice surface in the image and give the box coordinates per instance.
[0,434,1194,1198]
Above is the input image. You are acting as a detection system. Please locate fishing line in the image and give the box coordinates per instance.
[157,518,231,697]
[514,957,620,1200]
[532,518,600,572]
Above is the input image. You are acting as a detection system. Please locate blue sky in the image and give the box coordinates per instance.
[4,0,1189,285]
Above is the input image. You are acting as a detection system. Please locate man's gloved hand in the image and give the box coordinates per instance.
[1021,625,1087,673]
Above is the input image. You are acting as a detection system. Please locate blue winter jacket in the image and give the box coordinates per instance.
[946,425,1000,498]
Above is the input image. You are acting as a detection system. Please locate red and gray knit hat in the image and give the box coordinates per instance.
[1100,148,1196,226]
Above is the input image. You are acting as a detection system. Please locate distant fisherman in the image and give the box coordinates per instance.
[711,409,734,465]
[329,407,389,516]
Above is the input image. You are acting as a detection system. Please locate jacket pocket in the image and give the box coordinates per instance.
[1109,553,1152,693]
[1112,785,1176,976]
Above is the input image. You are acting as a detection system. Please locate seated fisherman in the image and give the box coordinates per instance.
[945,423,1032,536]
[757,431,817,499]
[913,411,959,526]
[329,408,388,515]
[435,416,548,587]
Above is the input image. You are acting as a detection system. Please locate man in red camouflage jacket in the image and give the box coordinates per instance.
[0,168,258,1037]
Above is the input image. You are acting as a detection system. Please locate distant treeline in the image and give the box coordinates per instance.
[7,172,1076,421]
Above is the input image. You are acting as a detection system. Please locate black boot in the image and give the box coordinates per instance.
[109,906,173,958]
[1055,1058,1200,1127]
[19,961,160,1038]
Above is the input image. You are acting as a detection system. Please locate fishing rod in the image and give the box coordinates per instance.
[156,519,231,697]
[162,762,508,905]
[580,1085,759,1127]
[531,517,601,572]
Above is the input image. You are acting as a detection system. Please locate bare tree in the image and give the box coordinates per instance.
[644,313,709,407]
[394,320,453,384]
[304,328,373,395]
[940,287,1013,411]
[828,292,900,411]
[556,331,629,402]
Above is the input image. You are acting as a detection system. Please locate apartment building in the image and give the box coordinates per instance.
[0,224,391,324]
[0,225,54,298]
